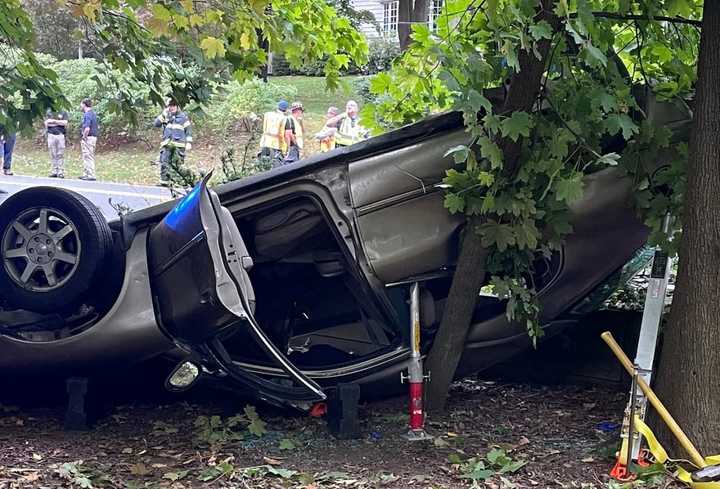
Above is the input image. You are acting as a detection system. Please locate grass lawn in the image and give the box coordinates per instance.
[269,75,363,115]
[8,76,364,186]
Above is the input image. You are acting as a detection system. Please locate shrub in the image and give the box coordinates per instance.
[200,79,298,136]
[45,57,155,136]
[361,39,400,75]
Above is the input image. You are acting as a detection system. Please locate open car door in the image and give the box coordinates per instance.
[147,174,325,405]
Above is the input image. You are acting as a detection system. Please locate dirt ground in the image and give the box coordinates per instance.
[0,374,682,489]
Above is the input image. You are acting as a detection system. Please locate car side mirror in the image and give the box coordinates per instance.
[165,360,201,392]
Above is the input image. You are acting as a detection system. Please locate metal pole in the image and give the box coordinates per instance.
[402,282,431,440]
[629,212,673,460]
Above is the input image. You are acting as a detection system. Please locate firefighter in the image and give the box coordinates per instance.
[330,100,369,148]
[259,100,289,165]
[154,99,192,186]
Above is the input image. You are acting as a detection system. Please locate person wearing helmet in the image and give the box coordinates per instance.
[281,101,304,165]
[259,100,289,166]
[154,98,192,186]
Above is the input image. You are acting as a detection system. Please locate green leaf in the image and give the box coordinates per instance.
[479,221,516,251]
[483,114,502,135]
[267,466,298,479]
[444,193,466,214]
[448,453,463,465]
[278,438,296,450]
[163,470,189,481]
[198,466,223,482]
[486,448,507,465]
[555,174,585,204]
[151,4,173,22]
[478,171,495,186]
[479,136,504,168]
[468,89,492,114]
[514,220,539,249]
[499,460,527,474]
[595,92,617,113]
[244,405,267,437]
[370,72,392,94]
[606,113,639,140]
[666,0,693,17]
[528,20,553,41]
[200,36,226,59]
[501,111,533,142]
[584,42,607,68]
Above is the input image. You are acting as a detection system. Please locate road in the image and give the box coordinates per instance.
[0,174,172,220]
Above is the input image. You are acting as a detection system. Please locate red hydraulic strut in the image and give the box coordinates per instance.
[401,283,432,440]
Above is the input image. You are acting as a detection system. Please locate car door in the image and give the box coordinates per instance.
[146,174,325,404]
[348,127,469,284]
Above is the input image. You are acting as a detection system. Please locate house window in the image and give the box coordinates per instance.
[428,0,444,32]
[383,1,399,34]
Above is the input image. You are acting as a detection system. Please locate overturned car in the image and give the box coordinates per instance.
[0,93,691,406]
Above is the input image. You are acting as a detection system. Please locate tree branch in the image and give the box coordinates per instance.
[583,12,701,27]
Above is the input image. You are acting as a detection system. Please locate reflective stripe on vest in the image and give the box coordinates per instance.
[336,116,361,146]
[260,111,286,150]
[161,112,192,149]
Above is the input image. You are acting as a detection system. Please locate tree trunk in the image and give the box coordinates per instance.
[398,0,412,52]
[652,4,720,455]
[425,0,558,413]
[425,218,490,411]
[398,0,429,52]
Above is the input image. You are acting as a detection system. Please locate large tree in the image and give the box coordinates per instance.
[365,0,704,416]
[652,3,720,454]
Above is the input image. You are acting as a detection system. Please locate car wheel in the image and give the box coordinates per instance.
[0,187,113,313]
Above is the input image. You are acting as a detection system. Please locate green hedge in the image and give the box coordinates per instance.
[198,79,298,136]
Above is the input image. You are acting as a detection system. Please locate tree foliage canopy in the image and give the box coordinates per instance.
[365,0,701,342]
[0,0,368,131]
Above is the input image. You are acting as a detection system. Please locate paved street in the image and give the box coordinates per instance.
[0,174,172,220]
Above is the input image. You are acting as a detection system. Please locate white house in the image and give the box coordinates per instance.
[352,0,444,41]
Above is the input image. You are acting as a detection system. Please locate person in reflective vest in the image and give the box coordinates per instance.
[259,100,288,164]
[315,106,339,152]
[154,99,192,186]
[281,102,304,166]
[329,100,369,147]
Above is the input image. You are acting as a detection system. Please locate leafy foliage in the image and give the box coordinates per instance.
[194,405,268,447]
[200,79,297,135]
[364,0,700,342]
[449,448,527,486]
[2,0,369,131]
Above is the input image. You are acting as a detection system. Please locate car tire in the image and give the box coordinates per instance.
[0,187,114,313]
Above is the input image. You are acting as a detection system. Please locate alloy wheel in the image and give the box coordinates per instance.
[2,207,82,292]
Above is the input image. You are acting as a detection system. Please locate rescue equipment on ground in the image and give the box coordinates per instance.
[602,332,720,488]
[612,214,673,479]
